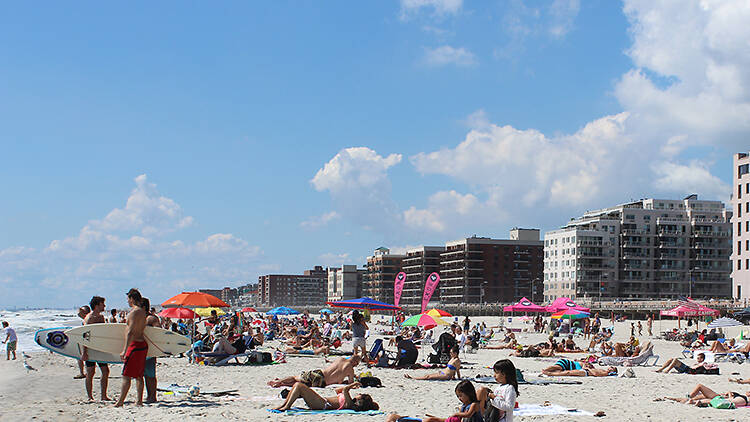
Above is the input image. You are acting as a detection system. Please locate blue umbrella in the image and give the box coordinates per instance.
[326,297,401,311]
[319,308,334,314]
[266,306,300,316]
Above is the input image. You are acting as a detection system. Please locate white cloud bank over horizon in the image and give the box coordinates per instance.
[311,0,743,239]
[0,175,262,308]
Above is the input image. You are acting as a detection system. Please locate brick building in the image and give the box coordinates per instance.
[401,246,444,306]
[258,266,327,307]
[363,247,404,304]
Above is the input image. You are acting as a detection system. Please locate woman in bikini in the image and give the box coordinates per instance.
[273,381,379,412]
[404,347,461,380]
[664,383,750,407]
[542,359,617,377]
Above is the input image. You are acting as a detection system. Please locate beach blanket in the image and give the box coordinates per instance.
[471,376,582,385]
[515,404,593,416]
[267,408,384,416]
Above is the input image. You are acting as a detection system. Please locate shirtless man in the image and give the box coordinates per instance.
[114,288,148,407]
[75,306,91,379]
[142,298,160,404]
[83,296,110,401]
[268,354,360,388]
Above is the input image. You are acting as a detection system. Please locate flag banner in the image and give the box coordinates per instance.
[421,272,440,313]
[677,295,700,309]
[394,271,406,307]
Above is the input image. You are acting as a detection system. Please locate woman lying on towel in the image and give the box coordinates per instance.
[664,383,749,407]
[404,347,461,380]
[709,338,735,353]
[273,381,379,412]
[542,359,617,377]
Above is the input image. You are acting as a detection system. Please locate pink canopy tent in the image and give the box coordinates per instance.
[546,297,590,313]
[660,304,719,317]
[503,297,547,312]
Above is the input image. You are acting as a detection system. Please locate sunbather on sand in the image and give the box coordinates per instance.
[728,342,750,354]
[482,338,517,350]
[404,347,461,380]
[542,359,617,377]
[709,338,735,353]
[273,381,379,412]
[655,353,708,374]
[729,377,750,384]
[664,383,749,407]
[268,355,360,388]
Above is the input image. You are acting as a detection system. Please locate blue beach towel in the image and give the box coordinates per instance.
[267,408,384,416]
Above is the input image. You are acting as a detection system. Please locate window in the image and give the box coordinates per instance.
[746,259,749,270]
[747,221,749,232]
[741,207,743,218]
[740,184,743,199]
[747,202,749,213]
[747,183,749,194]
[739,222,742,235]
[739,241,742,253]
[746,240,749,251]
[740,164,749,178]
[739,260,742,270]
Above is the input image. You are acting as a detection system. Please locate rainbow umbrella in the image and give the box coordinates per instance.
[402,313,449,330]
[425,308,452,318]
[551,309,589,320]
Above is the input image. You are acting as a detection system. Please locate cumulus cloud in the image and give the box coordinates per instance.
[652,160,731,201]
[0,176,261,308]
[616,0,750,147]
[311,147,403,233]
[318,252,351,267]
[400,0,463,20]
[423,46,477,67]
[300,211,341,230]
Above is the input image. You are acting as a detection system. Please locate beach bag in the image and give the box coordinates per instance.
[428,353,441,364]
[359,376,382,388]
[709,396,735,409]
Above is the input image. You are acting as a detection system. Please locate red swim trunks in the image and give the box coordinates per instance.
[122,340,148,378]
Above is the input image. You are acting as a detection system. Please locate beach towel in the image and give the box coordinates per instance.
[514,404,594,416]
[470,376,582,385]
[267,408,384,416]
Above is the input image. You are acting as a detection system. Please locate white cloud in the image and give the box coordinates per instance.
[548,0,580,38]
[616,0,750,146]
[400,0,463,20]
[652,160,730,201]
[300,211,341,230]
[403,190,481,232]
[90,174,193,236]
[423,46,477,67]
[318,253,351,267]
[311,147,403,233]
[0,176,261,308]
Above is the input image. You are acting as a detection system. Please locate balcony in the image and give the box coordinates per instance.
[657,243,685,248]
[577,240,603,246]
[693,231,730,237]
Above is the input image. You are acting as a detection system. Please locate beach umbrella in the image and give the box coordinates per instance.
[402,313,449,330]
[319,308,334,314]
[158,307,197,319]
[241,307,258,313]
[161,292,229,308]
[327,297,401,311]
[267,306,300,316]
[425,308,452,318]
[551,309,589,320]
[708,317,743,329]
[194,307,226,317]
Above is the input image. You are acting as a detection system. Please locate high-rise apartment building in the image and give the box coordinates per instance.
[363,247,405,303]
[259,266,327,307]
[327,265,366,302]
[733,153,750,302]
[440,229,544,304]
[544,196,732,301]
[401,246,444,306]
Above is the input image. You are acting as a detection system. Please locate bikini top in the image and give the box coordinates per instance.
[337,393,346,410]
[446,363,457,371]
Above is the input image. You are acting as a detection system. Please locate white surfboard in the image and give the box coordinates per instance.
[34,327,122,364]
[65,323,191,358]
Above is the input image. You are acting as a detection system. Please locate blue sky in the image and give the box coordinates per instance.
[2,0,749,308]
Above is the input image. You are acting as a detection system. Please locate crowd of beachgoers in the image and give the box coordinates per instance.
[3,303,750,421]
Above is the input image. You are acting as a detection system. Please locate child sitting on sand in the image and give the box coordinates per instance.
[478,359,518,422]
[425,380,483,422]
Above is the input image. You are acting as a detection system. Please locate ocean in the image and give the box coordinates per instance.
[0,309,81,352]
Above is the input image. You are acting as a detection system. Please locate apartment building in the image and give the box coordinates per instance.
[401,246,444,306]
[440,229,544,304]
[258,266,327,307]
[733,153,750,302]
[362,247,405,304]
[544,196,732,302]
[327,265,366,302]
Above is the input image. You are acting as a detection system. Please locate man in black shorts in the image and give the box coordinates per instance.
[83,296,111,401]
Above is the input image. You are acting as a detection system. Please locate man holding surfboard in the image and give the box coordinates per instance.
[83,296,110,401]
[114,288,148,407]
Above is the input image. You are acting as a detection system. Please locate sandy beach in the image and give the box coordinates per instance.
[2,317,750,421]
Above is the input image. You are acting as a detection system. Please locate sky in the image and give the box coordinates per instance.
[2,0,749,308]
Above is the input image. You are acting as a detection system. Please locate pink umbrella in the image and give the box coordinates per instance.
[159,307,197,319]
